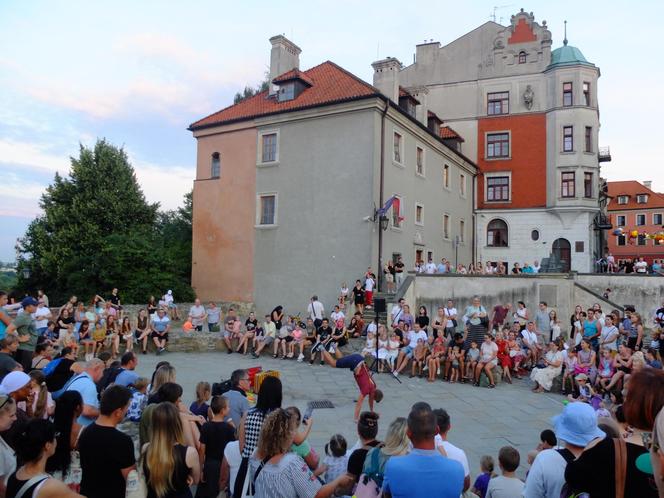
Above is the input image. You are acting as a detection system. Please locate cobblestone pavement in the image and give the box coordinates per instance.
[134,351,564,480]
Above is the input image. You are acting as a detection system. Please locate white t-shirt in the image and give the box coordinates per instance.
[480,341,498,362]
[635,260,648,273]
[433,436,470,477]
[367,322,378,335]
[600,325,619,350]
[444,308,457,328]
[365,277,375,292]
[523,448,568,498]
[330,311,345,324]
[391,305,403,323]
[425,262,437,274]
[224,440,242,493]
[188,305,206,326]
[408,330,428,348]
[34,307,52,329]
[521,329,538,347]
[164,293,174,304]
[487,475,524,498]
[308,301,324,321]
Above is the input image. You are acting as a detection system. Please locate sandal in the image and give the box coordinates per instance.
[488,384,496,388]
[272,354,278,359]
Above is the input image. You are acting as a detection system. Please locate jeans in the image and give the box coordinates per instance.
[396,272,404,288]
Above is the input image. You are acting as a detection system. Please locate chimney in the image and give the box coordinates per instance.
[643,180,652,190]
[269,35,301,96]
[371,57,401,102]
[408,86,429,125]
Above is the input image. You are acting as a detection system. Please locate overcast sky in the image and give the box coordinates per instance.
[1,0,662,261]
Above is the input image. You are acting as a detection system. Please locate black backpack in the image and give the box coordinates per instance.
[212,379,232,396]
[97,366,124,393]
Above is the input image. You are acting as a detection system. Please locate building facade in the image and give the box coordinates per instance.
[386,9,610,272]
[190,36,476,313]
[607,181,664,263]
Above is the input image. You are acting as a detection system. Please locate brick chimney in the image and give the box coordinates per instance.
[269,35,301,96]
[371,57,401,102]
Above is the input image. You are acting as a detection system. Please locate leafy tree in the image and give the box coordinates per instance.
[233,72,270,104]
[15,139,194,304]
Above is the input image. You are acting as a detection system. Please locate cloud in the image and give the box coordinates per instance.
[0,139,71,173]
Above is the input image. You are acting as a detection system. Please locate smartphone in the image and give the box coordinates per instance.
[303,405,314,422]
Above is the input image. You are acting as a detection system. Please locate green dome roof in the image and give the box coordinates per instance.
[548,43,595,69]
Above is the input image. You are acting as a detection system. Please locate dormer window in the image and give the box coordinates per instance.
[637,194,649,204]
[398,88,419,118]
[518,51,527,64]
[278,83,295,102]
[617,195,629,205]
[272,69,313,103]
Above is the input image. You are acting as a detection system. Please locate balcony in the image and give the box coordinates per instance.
[598,146,611,163]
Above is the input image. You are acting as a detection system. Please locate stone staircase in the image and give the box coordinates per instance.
[360,291,392,325]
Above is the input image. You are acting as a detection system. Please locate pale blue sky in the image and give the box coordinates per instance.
[1,0,662,260]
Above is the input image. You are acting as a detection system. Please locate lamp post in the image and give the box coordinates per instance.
[22,267,31,280]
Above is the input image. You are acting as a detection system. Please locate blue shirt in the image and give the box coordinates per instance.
[383,448,464,498]
[114,369,139,387]
[437,264,448,274]
[65,372,99,426]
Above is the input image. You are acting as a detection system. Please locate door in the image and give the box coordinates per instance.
[552,238,571,272]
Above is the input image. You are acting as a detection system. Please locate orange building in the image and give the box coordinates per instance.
[607,181,664,264]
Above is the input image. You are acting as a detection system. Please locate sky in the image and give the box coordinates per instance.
[1,0,662,261]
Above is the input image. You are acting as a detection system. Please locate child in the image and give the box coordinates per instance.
[561,348,578,395]
[59,327,78,356]
[92,322,107,357]
[596,349,616,391]
[385,332,401,371]
[527,429,558,465]
[486,446,524,498]
[289,322,306,361]
[44,321,58,344]
[472,455,496,498]
[428,336,446,382]
[314,434,349,486]
[126,377,149,422]
[448,346,462,383]
[190,381,211,420]
[410,338,427,378]
[569,373,594,402]
[198,396,236,498]
[361,331,376,357]
[646,347,663,369]
[376,328,389,373]
[26,370,54,419]
[465,341,480,381]
[286,406,318,470]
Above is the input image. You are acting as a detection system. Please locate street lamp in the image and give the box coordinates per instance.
[379,215,389,231]
[22,267,31,279]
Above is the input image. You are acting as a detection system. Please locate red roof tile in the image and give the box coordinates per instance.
[272,68,313,86]
[190,61,378,130]
[440,125,464,142]
[398,86,420,104]
[607,181,664,210]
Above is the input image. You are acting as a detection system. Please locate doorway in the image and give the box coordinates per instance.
[552,238,571,272]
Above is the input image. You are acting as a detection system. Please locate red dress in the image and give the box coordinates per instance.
[496,339,511,368]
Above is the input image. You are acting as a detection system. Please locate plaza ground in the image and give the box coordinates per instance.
[134,351,564,480]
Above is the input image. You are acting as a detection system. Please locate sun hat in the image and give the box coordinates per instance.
[552,402,605,447]
[0,371,31,396]
[575,373,588,382]
[21,296,38,308]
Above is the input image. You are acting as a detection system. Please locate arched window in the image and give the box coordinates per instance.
[211,152,220,178]
[487,219,508,247]
[518,51,526,64]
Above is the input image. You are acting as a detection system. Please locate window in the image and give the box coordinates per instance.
[392,196,403,228]
[258,195,276,225]
[654,213,663,226]
[459,173,466,197]
[393,132,402,164]
[459,220,465,243]
[416,146,424,175]
[277,83,295,102]
[443,165,450,189]
[583,82,591,106]
[487,133,509,158]
[487,92,509,115]
[617,196,629,205]
[616,215,626,227]
[638,234,647,246]
[584,172,593,198]
[443,214,450,239]
[486,176,510,202]
[563,126,574,152]
[415,204,423,226]
[636,214,646,226]
[637,194,648,204]
[211,152,220,178]
[261,133,277,162]
[585,127,592,153]
[518,51,527,64]
[617,235,626,246]
[531,229,540,241]
[563,82,573,107]
[561,172,575,198]
[487,219,508,247]
[427,251,433,262]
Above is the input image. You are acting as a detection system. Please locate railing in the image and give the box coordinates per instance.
[598,146,611,163]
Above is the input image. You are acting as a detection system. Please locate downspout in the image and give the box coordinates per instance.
[377,98,389,292]
[472,168,477,264]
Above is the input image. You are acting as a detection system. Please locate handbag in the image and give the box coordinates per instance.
[354,448,383,498]
[125,468,148,498]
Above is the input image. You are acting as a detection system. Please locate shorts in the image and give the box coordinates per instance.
[261,336,275,346]
[313,319,322,329]
[336,353,364,371]
[223,330,233,338]
[134,330,145,339]
[354,363,376,397]
[151,331,169,342]
[385,273,394,283]
[627,337,638,350]
[401,346,414,358]
[278,336,293,343]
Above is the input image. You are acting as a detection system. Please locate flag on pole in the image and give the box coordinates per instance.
[377,195,403,221]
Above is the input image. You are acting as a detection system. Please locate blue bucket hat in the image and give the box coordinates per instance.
[552,402,605,447]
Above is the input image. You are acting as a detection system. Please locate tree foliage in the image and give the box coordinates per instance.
[15,139,195,305]
[233,72,270,104]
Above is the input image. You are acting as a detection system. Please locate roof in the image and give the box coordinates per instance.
[548,43,595,69]
[398,86,420,104]
[189,61,378,130]
[440,125,464,142]
[607,181,664,211]
[272,68,313,86]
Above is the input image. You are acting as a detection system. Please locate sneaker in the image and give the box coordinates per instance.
[156,348,161,356]
[329,344,336,354]
[226,349,233,354]
[159,347,165,354]
[423,365,429,372]
[297,353,305,362]
[320,360,324,366]
[437,368,441,375]
[251,352,259,359]
[392,371,399,378]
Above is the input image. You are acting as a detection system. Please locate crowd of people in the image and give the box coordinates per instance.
[409,257,544,276]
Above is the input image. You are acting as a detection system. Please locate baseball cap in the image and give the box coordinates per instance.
[21,296,38,308]
[0,371,31,396]
[575,373,588,382]
[552,402,605,447]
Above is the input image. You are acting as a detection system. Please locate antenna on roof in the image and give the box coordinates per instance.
[563,20,568,46]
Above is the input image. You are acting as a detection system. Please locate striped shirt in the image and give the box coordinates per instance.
[253,453,321,498]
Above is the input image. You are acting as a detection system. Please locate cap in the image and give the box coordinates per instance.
[552,402,605,447]
[575,373,588,382]
[0,371,31,396]
[21,296,38,308]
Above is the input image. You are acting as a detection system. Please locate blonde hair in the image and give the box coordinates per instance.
[134,377,149,392]
[150,365,176,394]
[255,408,297,459]
[381,417,409,456]
[632,351,646,369]
[145,403,184,498]
[29,370,48,419]
[195,381,211,404]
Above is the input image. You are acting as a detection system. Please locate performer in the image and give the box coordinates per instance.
[321,350,383,422]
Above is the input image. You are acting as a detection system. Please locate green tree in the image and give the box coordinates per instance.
[233,72,270,104]
[15,139,194,304]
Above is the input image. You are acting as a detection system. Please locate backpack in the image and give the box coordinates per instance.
[98,366,123,392]
[354,447,383,498]
[212,379,233,396]
[43,357,63,377]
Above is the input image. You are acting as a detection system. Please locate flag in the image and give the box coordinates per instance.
[392,197,404,222]
[376,195,396,217]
